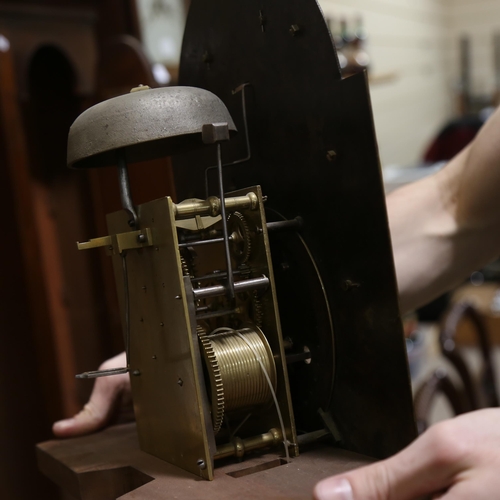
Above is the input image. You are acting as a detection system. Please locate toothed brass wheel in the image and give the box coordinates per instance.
[198,325,225,434]
[198,325,277,435]
[228,211,252,264]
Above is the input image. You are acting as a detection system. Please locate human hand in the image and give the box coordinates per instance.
[52,352,133,438]
[313,408,500,500]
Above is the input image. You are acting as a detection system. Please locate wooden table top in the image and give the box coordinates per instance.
[37,423,373,499]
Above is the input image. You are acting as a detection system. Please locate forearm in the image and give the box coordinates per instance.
[388,169,463,314]
[390,108,500,314]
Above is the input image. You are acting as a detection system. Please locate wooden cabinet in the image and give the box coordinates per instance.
[0,2,176,498]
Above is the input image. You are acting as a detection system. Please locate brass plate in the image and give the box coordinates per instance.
[227,186,298,457]
[107,197,215,480]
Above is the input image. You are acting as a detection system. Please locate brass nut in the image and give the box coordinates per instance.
[246,192,259,210]
[207,196,221,217]
[233,437,245,458]
[270,428,281,444]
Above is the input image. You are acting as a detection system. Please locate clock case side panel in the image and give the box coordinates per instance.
[174,0,416,459]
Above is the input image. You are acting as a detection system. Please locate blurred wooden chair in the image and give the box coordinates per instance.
[414,302,499,433]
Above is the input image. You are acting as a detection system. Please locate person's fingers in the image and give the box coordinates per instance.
[313,421,469,500]
[314,477,354,500]
[436,473,500,500]
[53,352,130,438]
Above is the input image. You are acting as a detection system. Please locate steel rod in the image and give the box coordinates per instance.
[122,253,131,368]
[286,351,312,364]
[192,276,269,301]
[296,429,330,446]
[205,83,251,197]
[178,237,226,248]
[266,217,303,233]
[192,269,244,282]
[196,308,239,320]
[216,143,235,299]
[75,367,129,379]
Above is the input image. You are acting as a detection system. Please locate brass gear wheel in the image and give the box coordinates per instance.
[180,255,191,277]
[227,211,252,264]
[199,325,276,427]
[238,264,264,328]
[197,325,225,434]
[251,290,264,328]
[180,250,196,278]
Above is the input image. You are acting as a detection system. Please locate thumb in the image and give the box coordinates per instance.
[314,477,355,500]
[313,421,464,500]
[313,461,394,500]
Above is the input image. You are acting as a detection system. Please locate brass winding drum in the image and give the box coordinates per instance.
[198,326,277,434]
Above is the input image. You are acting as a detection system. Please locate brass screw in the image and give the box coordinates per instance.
[289,24,301,36]
[202,50,213,64]
[326,150,337,162]
[177,378,184,387]
[342,280,360,291]
[133,370,141,376]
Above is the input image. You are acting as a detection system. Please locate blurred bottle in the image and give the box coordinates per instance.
[345,16,370,76]
[340,18,354,48]
[493,32,500,106]
[327,17,347,71]
[338,18,355,75]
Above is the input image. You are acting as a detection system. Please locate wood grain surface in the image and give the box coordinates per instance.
[37,423,373,499]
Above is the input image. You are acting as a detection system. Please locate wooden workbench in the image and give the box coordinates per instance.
[37,423,373,499]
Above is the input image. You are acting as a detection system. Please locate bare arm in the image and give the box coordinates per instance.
[389,107,500,314]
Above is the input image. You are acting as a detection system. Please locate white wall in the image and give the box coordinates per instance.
[320,0,454,167]
[445,0,500,97]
